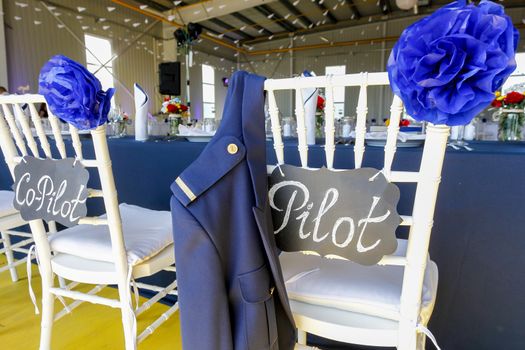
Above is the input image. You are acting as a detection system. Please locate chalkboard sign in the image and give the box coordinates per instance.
[269,165,401,265]
[13,156,89,227]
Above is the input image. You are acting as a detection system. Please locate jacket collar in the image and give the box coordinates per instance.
[172,71,267,209]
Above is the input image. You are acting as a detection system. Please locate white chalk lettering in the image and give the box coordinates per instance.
[15,173,86,223]
[269,181,392,255]
[269,181,309,234]
[356,196,390,253]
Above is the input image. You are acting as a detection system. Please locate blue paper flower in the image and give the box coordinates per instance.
[38,55,115,130]
[387,0,519,126]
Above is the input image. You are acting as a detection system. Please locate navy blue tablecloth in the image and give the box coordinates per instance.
[1,137,524,350]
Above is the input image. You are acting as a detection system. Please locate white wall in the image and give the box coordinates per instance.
[4,0,163,114]
[176,51,236,120]
[0,0,8,89]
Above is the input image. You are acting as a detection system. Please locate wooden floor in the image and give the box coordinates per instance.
[0,256,182,349]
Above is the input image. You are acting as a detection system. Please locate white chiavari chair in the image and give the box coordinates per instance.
[0,94,178,350]
[264,72,449,350]
[0,190,31,282]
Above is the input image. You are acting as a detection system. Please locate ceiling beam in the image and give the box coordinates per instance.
[42,0,164,39]
[208,18,255,40]
[255,5,297,32]
[313,0,337,24]
[134,0,170,12]
[347,0,362,20]
[200,24,237,42]
[166,0,278,24]
[231,12,274,36]
[379,0,392,15]
[278,0,313,28]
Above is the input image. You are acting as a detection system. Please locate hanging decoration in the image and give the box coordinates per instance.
[387,0,519,126]
[38,55,115,130]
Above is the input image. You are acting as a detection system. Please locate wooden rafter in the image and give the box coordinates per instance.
[347,0,362,20]
[208,17,255,40]
[278,0,313,28]
[379,0,392,15]
[231,12,274,36]
[255,5,298,32]
[313,0,337,24]
[134,0,170,12]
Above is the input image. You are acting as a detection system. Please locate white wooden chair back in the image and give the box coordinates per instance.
[0,94,129,296]
[264,72,450,349]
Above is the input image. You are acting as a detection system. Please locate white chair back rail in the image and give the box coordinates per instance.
[0,94,177,350]
[0,95,124,254]
[264,72,450,349]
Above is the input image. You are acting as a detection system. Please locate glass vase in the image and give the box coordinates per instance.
[168,114,182,138]
[498,111,524,141]
[109,120,127,138]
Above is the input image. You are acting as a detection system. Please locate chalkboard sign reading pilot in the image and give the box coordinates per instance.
[13,157,89,227]
[269,165,401,265]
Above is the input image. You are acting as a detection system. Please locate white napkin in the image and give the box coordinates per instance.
[178,124,215,136]
[301,70,318,145]
[134,83,149,141]
[353,131,426,142]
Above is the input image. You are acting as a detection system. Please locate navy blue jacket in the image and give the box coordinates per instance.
[171,71,296,349]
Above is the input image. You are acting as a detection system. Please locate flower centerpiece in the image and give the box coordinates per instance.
[385,118,410,127]
[491,91,525,141]
[161,97,189,116]
[316,95,325,137]
[107,108,131,138]
[161,97,189,136]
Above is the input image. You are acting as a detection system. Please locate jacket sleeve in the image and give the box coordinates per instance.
[171,196,233,350]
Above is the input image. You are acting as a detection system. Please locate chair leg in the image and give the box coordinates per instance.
[416,331,427,350]
[39,286,55,350]
[297,330,307,345]
[121,307,137,350]
[118,283,137,350]
[1,231,19,282]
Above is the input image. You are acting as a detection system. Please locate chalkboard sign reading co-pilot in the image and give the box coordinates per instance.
[13,156,89,227]
[269,165,401,265]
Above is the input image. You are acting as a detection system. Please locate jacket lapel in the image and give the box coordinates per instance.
[253,205,295,327]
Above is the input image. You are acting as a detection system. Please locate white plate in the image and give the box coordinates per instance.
[177,134,213,142]
[366,139,425,148]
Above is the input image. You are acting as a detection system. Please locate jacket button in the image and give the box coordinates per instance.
[227,143,238,154]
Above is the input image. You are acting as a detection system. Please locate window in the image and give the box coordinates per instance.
[325,65,346,118]
[502,52,525,93]
[84,34,114,91]
[202,64,215,119]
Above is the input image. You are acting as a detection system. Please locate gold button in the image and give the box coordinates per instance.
[227,143,238,155]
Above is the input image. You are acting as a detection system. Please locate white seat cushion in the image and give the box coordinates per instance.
[280,239,438,322]
[49,204,173,266]
[0,191,18,217]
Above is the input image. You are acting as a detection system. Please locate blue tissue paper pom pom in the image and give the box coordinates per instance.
[38,55,115,130]
[387,0,519,126]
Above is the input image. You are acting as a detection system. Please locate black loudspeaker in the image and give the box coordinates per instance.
[159,62,181,96]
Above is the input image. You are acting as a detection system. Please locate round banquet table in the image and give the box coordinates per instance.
[0,136,524,350]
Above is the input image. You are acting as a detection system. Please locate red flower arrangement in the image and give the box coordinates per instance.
[385,118,410,127]
[491,91,525,109]
[166,103,188,114]
[504,91,525,104]
[316,95,325,111]
[161,97,188,115]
